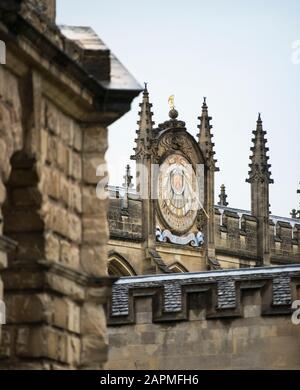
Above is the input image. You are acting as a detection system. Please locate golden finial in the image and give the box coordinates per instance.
[168,95,175,110]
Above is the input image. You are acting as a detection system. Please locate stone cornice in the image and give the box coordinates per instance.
[0,0,141,124]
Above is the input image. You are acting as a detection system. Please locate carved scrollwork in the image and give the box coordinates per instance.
[155,133,198,164]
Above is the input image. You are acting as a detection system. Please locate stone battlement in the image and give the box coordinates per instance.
[215,206,300,263]
[108,265,300,325]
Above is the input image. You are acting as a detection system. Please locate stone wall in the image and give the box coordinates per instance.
[0,0,140,369]
[215,207,300,267]
[107,265,300,369]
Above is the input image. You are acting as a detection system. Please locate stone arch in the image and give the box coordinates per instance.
[169,262,188,273]
[108,251,136,276]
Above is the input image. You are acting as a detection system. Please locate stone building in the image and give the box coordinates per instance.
[0,0,141,369]
[106,88,300,370]
[0,0,299,372]
[107,86,300,276]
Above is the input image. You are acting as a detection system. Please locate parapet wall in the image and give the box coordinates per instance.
[106,265,300,369]
[215,207,300,264]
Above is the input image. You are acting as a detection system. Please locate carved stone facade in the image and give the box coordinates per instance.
[0,0,140,369]
[107,88,300,276]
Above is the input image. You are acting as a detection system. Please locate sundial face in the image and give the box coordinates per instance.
[157,154,199,234]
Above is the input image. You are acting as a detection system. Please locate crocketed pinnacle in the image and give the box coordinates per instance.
[246,113,273,184]
[197,97,218,171]
[132,83,154,160]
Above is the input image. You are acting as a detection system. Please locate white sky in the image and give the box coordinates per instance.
[57,0,300,217]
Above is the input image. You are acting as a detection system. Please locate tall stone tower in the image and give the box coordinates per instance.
[246,114,273,265]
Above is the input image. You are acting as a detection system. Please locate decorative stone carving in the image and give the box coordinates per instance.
[156,227,204,247]
[154,132,198,165]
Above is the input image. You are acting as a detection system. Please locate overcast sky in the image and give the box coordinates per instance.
[57,0,300,218]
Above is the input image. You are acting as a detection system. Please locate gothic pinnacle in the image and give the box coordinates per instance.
[246,113,273,184]
[218,184,229,207]
[131,83,155,160]
[197,97,218,171]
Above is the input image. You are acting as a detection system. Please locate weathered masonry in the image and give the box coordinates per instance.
[107,87,300,276]
[107,265,300,370]
[0,0,141,369]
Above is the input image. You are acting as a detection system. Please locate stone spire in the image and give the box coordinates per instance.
[246,113,273,266]
[246,113,273,185]
[197,97,218,171]
[218,184,229,207]
[131,83,154,160]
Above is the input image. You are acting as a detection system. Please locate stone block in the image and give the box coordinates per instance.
[81,304,106,336]
[141,332,156,344]
[46,134,57,165]
[69,151,82,181]
[82,216,107,245]
[66,335,81,366]
[45,273,85,302]
[44,204,81,243]
[45,232,60,262]
[81,245,107,277]
[82,186,105,214]
[81,335,108,367]
[52,297,80,334]
[15,326,80,365]
[83,126,107,153]
[83,156,105,185]
[69,182,82,213]
[60,240,80,269]
[6,294,50,324]
[45,101,60,135]
[57,142,69,173]
[41,166,60,200]
[68,212,82,242]
[60,175,69,205]
[60,116,74,147]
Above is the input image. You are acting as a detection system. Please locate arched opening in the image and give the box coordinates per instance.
[108,253,136,277]
[169,262,188,273]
